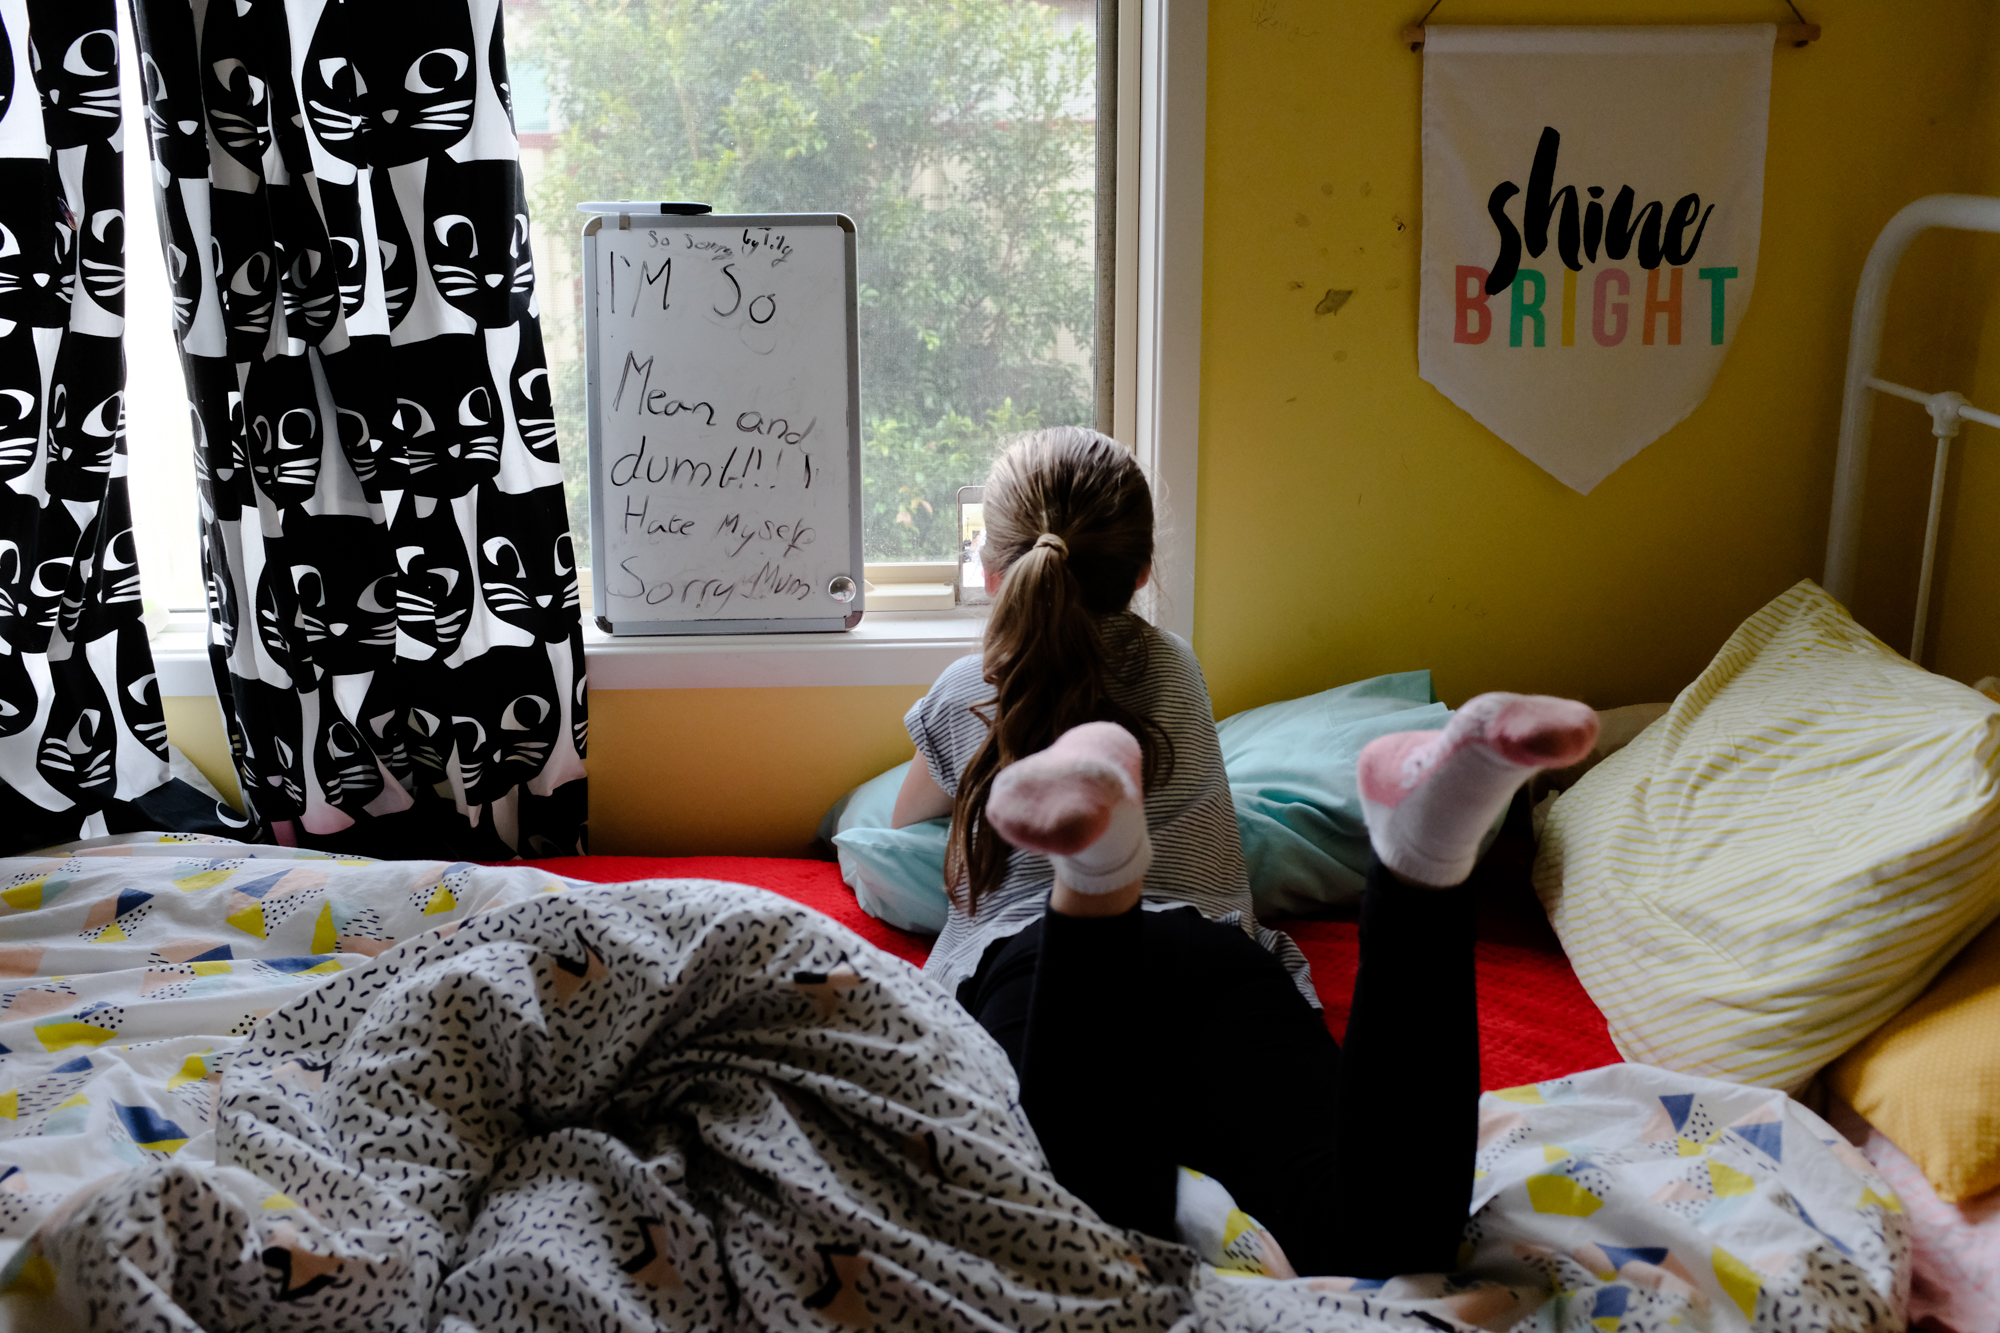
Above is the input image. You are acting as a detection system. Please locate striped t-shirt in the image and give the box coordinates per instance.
[905,615,1312,1004]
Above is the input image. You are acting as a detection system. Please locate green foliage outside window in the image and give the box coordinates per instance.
[513,0,1097,563]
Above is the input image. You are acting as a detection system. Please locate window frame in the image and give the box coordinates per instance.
[152,0,1207,696]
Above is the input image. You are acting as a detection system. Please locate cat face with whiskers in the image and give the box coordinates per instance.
[315,180,367,323]
[0,491,32,657]
[319,340,398,497]
[199,0,275,173]
[201,512,240,655]
[287,516,396,677]
[47,206,75,314]
[423,157,534,328]
[129,0,209,178]
[0,328,40,482]
[253,538,303,686]
[314,712,382,811]
[210,188,277,361]
[425,645,560,804]
[28,15,120,150]
[38,651,116,799]
[76,144,122,318]
[55,494,147,649]
[0,162,69,335]
[187,355,251,523]
[116,624,169,759]
[356,667,412,790]
[476,485,577,643]
[45,332,123,504]
[159,185,202,341]
[0,205,31,339]
[269,183,338,345]
[388,334,501,498]
[61,502,144,646]
[342,2,477,167]
[510,334,558,463]
[391,498,473,662]
[245,354,324,507]
[300,45,369,167]
[2,492,80,656]
[232,679,306,820]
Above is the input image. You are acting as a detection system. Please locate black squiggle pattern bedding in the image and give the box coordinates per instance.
[7,868,1909,1333]
[31,881,1198,1330]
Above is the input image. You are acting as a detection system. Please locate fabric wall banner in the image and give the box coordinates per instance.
[1418,26,1773,494]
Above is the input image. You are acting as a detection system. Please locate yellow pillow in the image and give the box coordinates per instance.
[1828,915,2000,1202]
[1535,579,2000,1092]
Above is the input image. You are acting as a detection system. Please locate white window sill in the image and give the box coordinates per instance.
[152,609,987,697]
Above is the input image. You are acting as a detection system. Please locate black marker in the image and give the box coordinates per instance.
[577,201,714,216]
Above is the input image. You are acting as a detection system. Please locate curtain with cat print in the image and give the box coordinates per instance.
[0,0,241,852]
[127,0,588,858]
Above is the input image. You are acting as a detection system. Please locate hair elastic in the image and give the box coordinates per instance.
[1033,532,1068,556]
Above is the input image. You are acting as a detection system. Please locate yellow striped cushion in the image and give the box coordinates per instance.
[1534,580,2000,1092]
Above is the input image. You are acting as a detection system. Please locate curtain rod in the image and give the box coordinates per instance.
[1401,7,1820,51]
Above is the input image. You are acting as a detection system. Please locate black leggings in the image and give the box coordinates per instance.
[959,859,1478,1280]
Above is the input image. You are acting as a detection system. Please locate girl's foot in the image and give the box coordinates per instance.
[988,722,1154,909]
[1359,693,1597,887]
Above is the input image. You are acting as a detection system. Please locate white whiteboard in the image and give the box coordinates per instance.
[584,213,863,634]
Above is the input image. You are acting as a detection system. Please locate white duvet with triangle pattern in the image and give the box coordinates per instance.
[0,837,1907,1332]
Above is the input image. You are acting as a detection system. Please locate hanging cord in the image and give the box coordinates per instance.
[1782,0,1814,45]
[1410,0,1444,49]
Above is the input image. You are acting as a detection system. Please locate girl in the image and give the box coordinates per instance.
[892,427,1595,1279]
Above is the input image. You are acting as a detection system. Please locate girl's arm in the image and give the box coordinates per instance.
[892,756,953,827]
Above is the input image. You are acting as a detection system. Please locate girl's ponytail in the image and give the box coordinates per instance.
[946,429,1172,916]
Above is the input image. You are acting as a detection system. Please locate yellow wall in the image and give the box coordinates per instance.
[585,685,928,854]
[165,1,2000,853]
[161,696,241,810]
[1197,0,2000,719]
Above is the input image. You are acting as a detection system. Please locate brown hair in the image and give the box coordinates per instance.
[945,427,1173,915]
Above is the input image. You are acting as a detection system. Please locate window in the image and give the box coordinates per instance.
[127,0,1212,663]
[121,15,204,617]
[508,0,1109,576]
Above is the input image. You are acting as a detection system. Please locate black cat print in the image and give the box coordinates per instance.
[30,10,120,150]
[0,0,227,850]
[125,0,587,858]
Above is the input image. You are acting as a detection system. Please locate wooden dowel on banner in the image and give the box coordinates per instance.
[1401,22,1820,50]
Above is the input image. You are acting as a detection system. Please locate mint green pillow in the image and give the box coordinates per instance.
[819,761,951,934]
[817,670,1496,931]
[1218,670,1451,917]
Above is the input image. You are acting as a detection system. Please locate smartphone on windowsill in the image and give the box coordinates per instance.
[957,486,990,607]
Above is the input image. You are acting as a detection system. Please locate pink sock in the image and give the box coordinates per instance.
[1358,693,1597,888]
[987,722,1154,894]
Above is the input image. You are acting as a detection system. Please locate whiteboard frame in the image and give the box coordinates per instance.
[582,211,865,635]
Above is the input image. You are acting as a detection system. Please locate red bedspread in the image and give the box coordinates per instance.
[538,855,1621,1092]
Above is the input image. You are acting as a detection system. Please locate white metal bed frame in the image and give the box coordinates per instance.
[1825,194,2000,665]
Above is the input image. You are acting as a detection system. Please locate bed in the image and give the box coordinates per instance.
[0,833,1905,1332]
[9,192,1992,1330]
[540,849,1624,1095]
